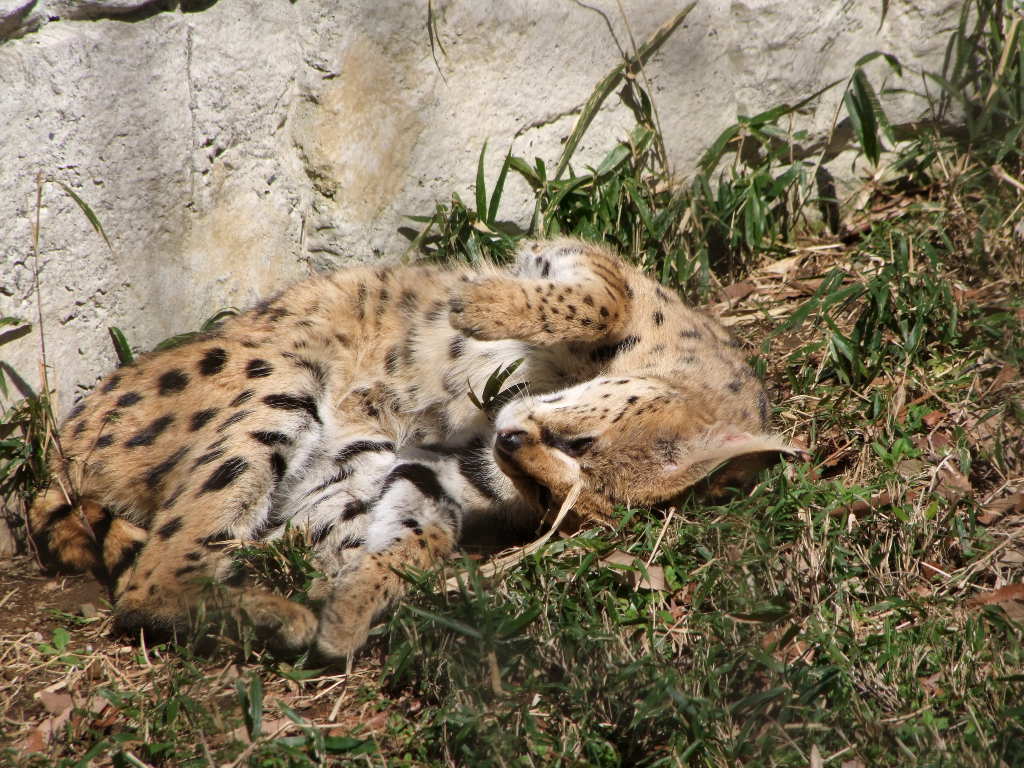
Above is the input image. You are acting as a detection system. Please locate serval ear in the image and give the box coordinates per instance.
[659,430,811,501]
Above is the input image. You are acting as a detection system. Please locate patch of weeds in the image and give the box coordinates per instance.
[232,528,324,607]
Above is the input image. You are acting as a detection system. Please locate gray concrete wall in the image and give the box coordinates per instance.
[0,0,962,415]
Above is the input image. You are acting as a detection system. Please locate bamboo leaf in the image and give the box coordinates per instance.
[487,150,512,225]
[553,3,696,181]
[107,327,134,366]
[475,140,489,219]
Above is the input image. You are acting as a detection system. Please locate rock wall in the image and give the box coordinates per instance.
[1,0,962,415]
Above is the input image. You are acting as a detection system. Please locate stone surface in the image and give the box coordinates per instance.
[0,0,963,416]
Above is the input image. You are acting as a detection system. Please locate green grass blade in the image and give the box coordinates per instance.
[54,181,112,250]
[404,604,484,640]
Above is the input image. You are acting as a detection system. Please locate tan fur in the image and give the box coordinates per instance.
[31,238,778,659]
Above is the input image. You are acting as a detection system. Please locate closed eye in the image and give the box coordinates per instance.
[540,427,595,458]
[564,436,595,457]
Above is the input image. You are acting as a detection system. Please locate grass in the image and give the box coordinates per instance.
[1,0,1023,765]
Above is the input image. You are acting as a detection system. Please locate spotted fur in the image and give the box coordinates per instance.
[30,238,776,659]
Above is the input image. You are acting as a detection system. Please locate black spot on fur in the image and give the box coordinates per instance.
[627,395,639,404]
[174,564,200,578]
[198,457,249,495]
[216,409,252,432]
[342,500,367,520]
[269,307,290,322]
[251,430,291,446]
[590,335,640,364]
[653,311,664,326]
[246,359,273,378]
[270,452,287,483]
[200,530,233,548]
[263,393,321,423]
[156,516,183,540]
[41,503,73,528]
[190,409,218,431]
[126,415,174,448]
[355,283,367,320]
[400,290,418,313]
[101,375,121,393]
[424,301,446,322]
[540,261,551,278]
[116,392,142,407]
[311,525,334,546]
[728,379,743,393]
[384,345,400,375]
[107,540,144,587]
[144,447,188,490]
[335,440,395,465]
[381,463,449,503]
[185,551,202,562]
[96,434,115,448]
[283,354,328,389]
[68,402,86,420]
[680,328,702,339]
[158,369,190,395]
[72,420,86,437]
[192,448,225,473]
[457,438,502,500]
[230,390,254,407]
[758,391,770,427]
[401,517,424,534]
[199,348,229,376]
[162,483,186,509]
[448,335,465,360]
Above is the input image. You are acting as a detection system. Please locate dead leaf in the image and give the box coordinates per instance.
[913,429,954,458]
[841,760,867,768]
[759,254,803,277]
[785,277,825,296]
[760,623,811,665]
[967,584,1024,622]
[18,695,108,753]
[934,462,972,502]
[919,671,944,698]
[600,549,669,591]
[922,410,946,428]
[720,280,756,302]
[229,717,298,745]
[831,491,893,518]
[963,410,1005,454]
[35,690,72,715]
[988,364,1020,394]
[977,492,1024,526]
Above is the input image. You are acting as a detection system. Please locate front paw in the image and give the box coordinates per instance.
[312,559,396,662]
[448,279,519,341]
[314,590,375,663]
